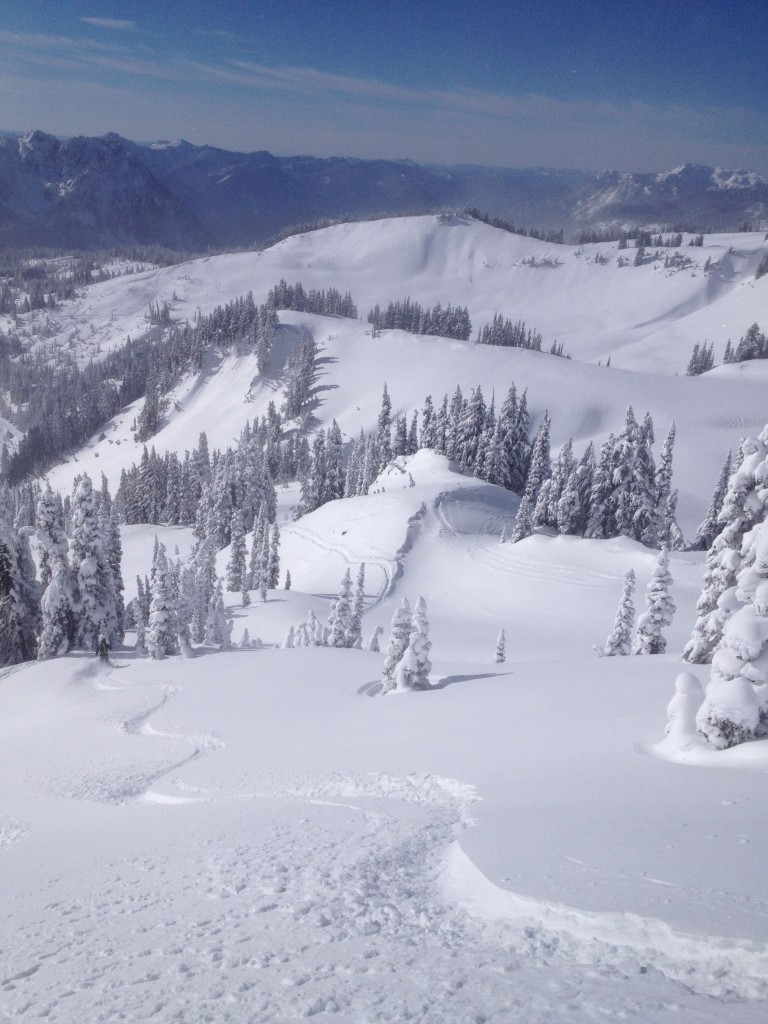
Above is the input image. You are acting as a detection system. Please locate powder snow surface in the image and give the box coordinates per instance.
[3,216,768,1021]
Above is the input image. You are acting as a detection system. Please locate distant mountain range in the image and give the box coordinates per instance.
[1,130,767,250]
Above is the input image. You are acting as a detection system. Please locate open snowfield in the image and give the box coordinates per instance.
[8,214,768,376]
[3,216,768,1021]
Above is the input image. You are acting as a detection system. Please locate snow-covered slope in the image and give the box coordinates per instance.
[3,215,768,1022]
[45,307,768,537]
[13,214,768,375]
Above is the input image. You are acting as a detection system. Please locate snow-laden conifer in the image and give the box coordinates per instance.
[511,413,550,542]
[684,428,768,663]
[633,547,675,655]
[597,570,636,657]
[308,609,324,646]
[392,597,432,692]
[225,510,247,592]
[697,513,768,747]
[147,543,178,659]
[346,564,366,648]
[329,568,353,648]
[494,628,506,664]
[268,523,281,588]
[282,625,295,649]
[69,473,118,651]
[364,624,383,652]
[205,580,231,648]
[381,598,412,694]
[134,600,147,656]
[175,562,195,655]
[36,485,74,659]
[655,423,678,546]
[690,451,731,551]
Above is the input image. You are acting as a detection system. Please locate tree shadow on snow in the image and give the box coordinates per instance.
[358,680,384,697]
[357,672,512,697]
[430,671,512,690]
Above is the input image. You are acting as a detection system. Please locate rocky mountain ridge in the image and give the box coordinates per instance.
[1,130,766,250]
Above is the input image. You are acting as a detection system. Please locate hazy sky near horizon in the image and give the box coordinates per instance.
[1,1,766,172]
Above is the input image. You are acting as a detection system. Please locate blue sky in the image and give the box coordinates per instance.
[1,1,766,171]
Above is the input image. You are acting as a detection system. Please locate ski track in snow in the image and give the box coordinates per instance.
[40,676,225,807]
[285,523,398,607]
[4,671,767,1022]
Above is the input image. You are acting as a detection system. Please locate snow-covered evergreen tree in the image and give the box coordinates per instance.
[69,473,118,651]
[690,451,731,552]
[247,516,264,590]
[364,624,383,652]
[697,510,768,748]
[612,407,658,544]
[267,523,281,588]
[36,485,74,659]
[205,579,231,647]
[309,609,325,646]
[225,509,247,592]
[258,527,269,603]
[392,596,432,692]
[191,534,218,643]
[597,570,636,656]
[511,413,550,542]
[147,543,178,659]
[134,600,147,656]
[684,429,768,663]
[456,386,486,471]
[346,563,366,649]
[329,568,353,648]
[585,434,614,539]
[380,598,412,694]
[375,383,393,468]
[655,423,678,546]
[494,628,506,664]
[633,547,675,654]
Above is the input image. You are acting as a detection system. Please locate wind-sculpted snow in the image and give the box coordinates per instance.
[443,843,768,1001]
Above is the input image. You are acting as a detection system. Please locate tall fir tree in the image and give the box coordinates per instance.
[690,451,731,552]
[346,563,366,648]
[69,473,118,651]
[329,568,353,648]
[225,509,247,593]
[633,547,675,654]
[393,596,432,691]
[598,570,636,657]
[147,543,178,658]
[0,487,40,665]
[36,485,75,659]
[511,413,551,542]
